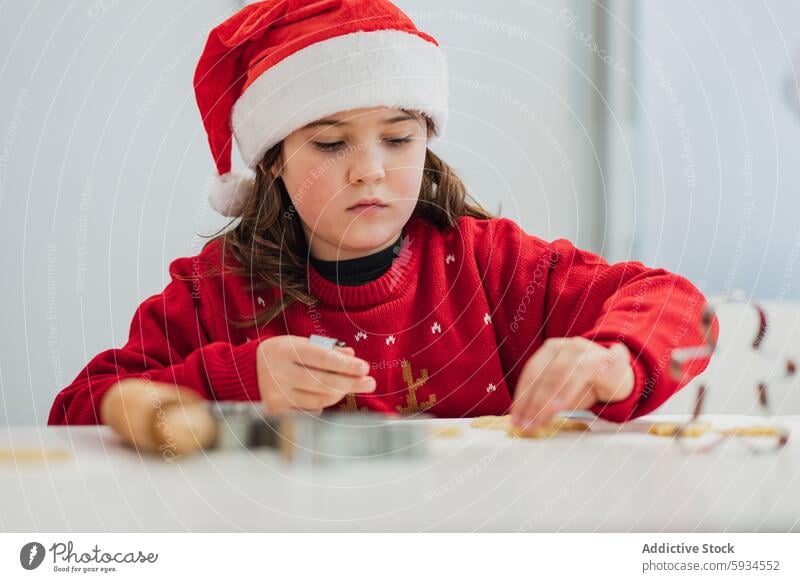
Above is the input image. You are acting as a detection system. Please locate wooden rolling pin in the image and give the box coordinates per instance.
[100,378,218,458]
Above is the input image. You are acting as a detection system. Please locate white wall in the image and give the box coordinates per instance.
[0,1,600,425]
[635,1,800,301]
[399,0,603,249]
[0,1,237,425]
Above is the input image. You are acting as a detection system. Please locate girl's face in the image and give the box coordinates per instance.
[274,107,428,261]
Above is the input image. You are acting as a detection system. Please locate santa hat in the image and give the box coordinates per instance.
[193,0,449,217]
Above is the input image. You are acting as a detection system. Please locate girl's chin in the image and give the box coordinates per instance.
[339,230,400,255]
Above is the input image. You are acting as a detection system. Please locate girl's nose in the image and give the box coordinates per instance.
[348,145,386,185]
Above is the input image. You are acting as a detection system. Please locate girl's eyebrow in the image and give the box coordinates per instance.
[301,113,416,130]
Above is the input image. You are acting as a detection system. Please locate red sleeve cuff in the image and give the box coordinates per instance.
[205,340,262,402]
[587,340,649,423]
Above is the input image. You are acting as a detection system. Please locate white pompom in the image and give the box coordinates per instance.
[208,171,256,217]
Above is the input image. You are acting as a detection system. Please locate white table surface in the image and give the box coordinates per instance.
[2,415,799,532]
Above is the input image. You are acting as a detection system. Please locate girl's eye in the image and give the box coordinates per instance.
[313,136,412,153]
[384,136,412,146]
[314,141,344,152]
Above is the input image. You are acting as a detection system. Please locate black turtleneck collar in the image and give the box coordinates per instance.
[309,233,404,286]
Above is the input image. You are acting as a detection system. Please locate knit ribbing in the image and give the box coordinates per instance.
[306,215,426,309]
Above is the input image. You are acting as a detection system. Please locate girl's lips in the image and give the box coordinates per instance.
[347,203,388,213]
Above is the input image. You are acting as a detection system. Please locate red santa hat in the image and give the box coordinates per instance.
[193,0,449,217]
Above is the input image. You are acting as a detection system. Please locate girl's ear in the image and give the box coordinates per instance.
[270,151,284,178]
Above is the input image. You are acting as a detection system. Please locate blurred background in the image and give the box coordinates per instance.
[1,0,799,424]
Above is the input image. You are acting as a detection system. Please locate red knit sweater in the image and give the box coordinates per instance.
[48,215,717,425]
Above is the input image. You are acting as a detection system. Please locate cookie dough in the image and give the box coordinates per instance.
[719,425,780,437]
[0,447,71,462]
[429,425,464,438]
[649,421,712,437]
[471,414,590,438]
[470,415,512,431]
[507,416,590,439]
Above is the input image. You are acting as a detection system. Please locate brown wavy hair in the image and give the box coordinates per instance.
[195,110,493,328]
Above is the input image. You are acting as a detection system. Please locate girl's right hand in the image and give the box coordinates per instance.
[255,335,376,414]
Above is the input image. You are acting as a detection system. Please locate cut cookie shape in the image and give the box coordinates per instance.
[470,415,512,431]
[0,447,71,462]
[719,425,779,437]
[649,421,712,437]
[429,425,464,438]
[507,417,590,439]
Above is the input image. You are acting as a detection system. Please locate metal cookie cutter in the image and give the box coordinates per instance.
[209,406,430,463]
[208,333,346,446]
[277,411,430,464]
[669,297,796,453]
[308,334,348,349]
[209,334,430,462]
[209,401,280,449]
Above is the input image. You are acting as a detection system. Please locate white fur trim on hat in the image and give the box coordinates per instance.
[208,171,256,217]
[231,30,449,169]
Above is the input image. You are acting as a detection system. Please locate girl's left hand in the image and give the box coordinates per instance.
[510,337,635,430]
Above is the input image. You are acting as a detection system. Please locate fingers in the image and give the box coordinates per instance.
[288,388,348,410]
[293,340,371,377]
[511,341,556,426]
[554,370,599,413]
[335,345,356,357]
[258,336,378,415]
[292,365,376,396]
[512,338,600,429]
[517,354,579,430]
[280,337,375,412]
[292,339,375,394]
[273,375,372,412]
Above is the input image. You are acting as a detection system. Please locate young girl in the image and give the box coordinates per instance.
[49,0,716,431]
